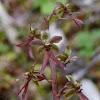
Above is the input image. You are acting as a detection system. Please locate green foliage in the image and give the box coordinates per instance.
[33,0,67,15]
[58,75,82,99]
[0,73,15,90]
[17,27,28,38]
[77,29,100,58]
[0,31,10,54]
[0,31,6,41]
[0,43,10,54]
[6,52,17,61]
[19,0,25,4]
[37,85,51,96]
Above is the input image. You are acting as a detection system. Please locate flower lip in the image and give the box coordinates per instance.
[45,42,50,46]
[44,42,51,51]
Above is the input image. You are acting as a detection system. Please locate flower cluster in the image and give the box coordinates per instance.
[57,75,89,100]
[30,30,66,75]
[16,2,89,100]
[56,46,78,65]
[47,2,84,29]
[16,28,41,60]
[17,63,51,100]
[16,28,67,100]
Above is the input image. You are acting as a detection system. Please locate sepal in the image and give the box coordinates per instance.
[41,30,50,42]
[37,46,45,54]
[30,39,44,46]
[50,36,62,43]
[65,46,71,57]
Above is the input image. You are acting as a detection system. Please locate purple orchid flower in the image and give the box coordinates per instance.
[40,50,66,75]
[47,2,84,29]
[17,65,51,100]
[17,78,31,100]
[57,75,89,100]
[30,31,66,75]
[16,28,41,60]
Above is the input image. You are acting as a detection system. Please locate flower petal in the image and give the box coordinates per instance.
[70,56,78,61]
[41,30,50,42]
[50,36,62,43]
[30,39,44,46]
[17,85,25,97]
[37,46,45,54]
[28,45,34,60]
[78,92,89,100]
[50,51,66,70]
[65,46,71,57]
[17,79,31,97]
[22,79,31,100]
[68,14,84,28]
[40,51,49,75]
[51,44,59,53]
[65,10,84,29]
[56,2,64,8]
[16,37,33,47]
[56,53,68,62]
[74,18,84,24]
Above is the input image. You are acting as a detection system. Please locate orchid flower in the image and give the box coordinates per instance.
[16,28,41,60]
[48,2,84,28]
[57,75,89,100]
[56,46,78,65]
[30,30,66,75]
[17,64,51,100]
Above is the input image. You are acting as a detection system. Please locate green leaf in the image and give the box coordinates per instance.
[65,46,71,57]
[51,44,59,53]
[77,32,93,48]
[0,43,10,53]
[6,52,17,61]
[19,0,25,4]
[77,31,96,58]
[77,29,100,59]
[91,29,100,40]
[33,0,45,9]
[41,2,56,15]
[0,31,7,41]
[33,0,67,15]
[78,48,94,58]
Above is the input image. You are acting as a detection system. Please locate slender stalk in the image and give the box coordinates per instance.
[49,58,60,100]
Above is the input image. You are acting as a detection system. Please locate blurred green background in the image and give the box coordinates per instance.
[0,0,100,100]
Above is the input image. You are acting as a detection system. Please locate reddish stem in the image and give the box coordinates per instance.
[49,58,60,100]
